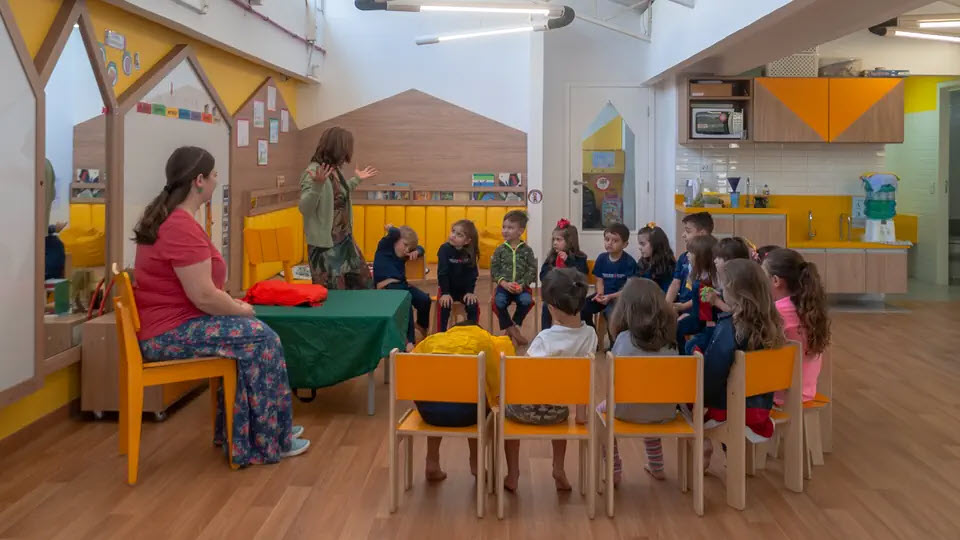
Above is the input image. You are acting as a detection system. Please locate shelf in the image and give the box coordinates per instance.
[71,182,106,189]
[689,96,752,101]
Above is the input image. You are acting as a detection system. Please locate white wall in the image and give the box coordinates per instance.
[113,0,322,80]
[298,3,531,131]
[44,29,104,225]
[653,78,680,244]
[819,30,960,76]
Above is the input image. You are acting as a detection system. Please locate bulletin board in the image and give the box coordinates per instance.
[122,60,230,268]
[0,14,39,396]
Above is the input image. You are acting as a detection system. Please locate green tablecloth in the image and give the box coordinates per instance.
[255,290,410,389]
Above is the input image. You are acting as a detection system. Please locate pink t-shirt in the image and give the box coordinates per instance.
[134,208,226,340]
[775,295,822,403]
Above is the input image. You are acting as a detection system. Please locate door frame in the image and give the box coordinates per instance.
[936,81,960,285]
[565,83,655,255]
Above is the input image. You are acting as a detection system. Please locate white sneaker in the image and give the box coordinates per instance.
[292,425,304,439]
[281,438,310,458]
[745,418,774,444]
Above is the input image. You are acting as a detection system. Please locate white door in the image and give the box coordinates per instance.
[568,86,653,257]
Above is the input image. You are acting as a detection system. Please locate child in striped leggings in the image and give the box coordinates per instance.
[599,277,681,483]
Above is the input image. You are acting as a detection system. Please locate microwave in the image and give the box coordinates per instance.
[691,106,744,139]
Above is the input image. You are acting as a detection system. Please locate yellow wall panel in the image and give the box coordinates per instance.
[405,207,427,257]
[385,206,406,230]
[352,205,365,256]
[8,0,61,58]
[444,207,466,237]
[485,207,506,234]
[0,365,80,441]
[904,76,960,114]
[465,207,487,233]
[424,207,447,264]
[582,116,622,150]
[364,205,387,261]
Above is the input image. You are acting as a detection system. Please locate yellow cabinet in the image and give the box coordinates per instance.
[828,78,904,143]
[753,78,829,142]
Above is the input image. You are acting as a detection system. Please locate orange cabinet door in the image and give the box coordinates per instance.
[828,78,904,143]
[753,78,829,142]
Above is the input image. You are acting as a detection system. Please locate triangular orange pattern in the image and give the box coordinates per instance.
[829,78,902,141]
[756,78,829,141]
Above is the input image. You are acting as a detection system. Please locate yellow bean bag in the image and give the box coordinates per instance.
[412,325,516,406]
[61,203,106,268]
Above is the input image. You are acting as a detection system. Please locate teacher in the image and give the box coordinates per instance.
[298,126,378,289]
[133,146,309,465]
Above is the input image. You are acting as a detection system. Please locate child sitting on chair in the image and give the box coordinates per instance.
[413,321,515,481]
[436,219,481,331]
[582,223,638,332]
[490,210,537,346]
[375,225,429,348]
[503,268,597,492]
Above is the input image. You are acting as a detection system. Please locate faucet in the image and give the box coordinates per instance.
[839,213,853,240]
[808,210,817,240]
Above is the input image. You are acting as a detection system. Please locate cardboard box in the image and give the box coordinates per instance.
[690,83,734,97]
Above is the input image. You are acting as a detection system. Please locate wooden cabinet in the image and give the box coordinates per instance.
[753,78,829,142]
[828,78,904,143]
[733,215,788,249]
[865,250,908,294]
[675,212,734,253]
[795,249,827,273]
[824,250,866,293]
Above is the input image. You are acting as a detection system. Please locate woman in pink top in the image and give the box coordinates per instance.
[133,146,308,465]
[762,248,832,402]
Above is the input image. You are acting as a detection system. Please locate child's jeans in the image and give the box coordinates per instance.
[676,311,703,353]
[684,325,716,355]
[437,290,480,332]
[494,286,532,330]
[385,282,431,343]
[581,294,616,327]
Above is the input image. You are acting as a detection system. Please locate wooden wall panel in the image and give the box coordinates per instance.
[753,78,828,142]
[229,78,301,292]
[73,114,106,170]
[296,89,527,190]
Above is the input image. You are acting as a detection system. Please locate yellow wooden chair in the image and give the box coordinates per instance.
[600,351,705,517]
[244,226,308,284]
[486,268,540,337]
[583,260,610,351]
[112,267,238,484]
[388,349,495,516]
[705,342,803,510]
[496,353,597,519]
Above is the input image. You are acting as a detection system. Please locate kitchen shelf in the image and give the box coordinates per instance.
[680,77,754,144]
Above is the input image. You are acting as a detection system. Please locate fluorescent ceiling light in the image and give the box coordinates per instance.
[416,25,536,45]
[420,5,550,15]
[893,29,960,43]
[918,20,960,28]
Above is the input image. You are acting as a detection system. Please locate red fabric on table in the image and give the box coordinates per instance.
[242,280,329,307]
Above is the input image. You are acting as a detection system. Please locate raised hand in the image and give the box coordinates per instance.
[356,166,379,180]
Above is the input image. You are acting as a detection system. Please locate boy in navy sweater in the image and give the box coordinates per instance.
[666,212,714,351]
[581,223,637,330]
[436,219,480,331]
[375,225,429,346]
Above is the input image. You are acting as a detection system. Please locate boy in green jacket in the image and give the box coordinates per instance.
[490,210,537,346]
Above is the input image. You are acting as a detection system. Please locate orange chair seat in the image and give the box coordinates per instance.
[810,392,831,405]
[610,414,695,436]
[770,409,791,424]
[397,408,481,436]
[502,416,589,439]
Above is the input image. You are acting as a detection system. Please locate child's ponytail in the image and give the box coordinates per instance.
[764,248,831,354]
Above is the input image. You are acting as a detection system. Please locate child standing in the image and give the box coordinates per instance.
[636,224,676,293]
[436,220,480,331]
[503,268,597,492]
[763,248,831,403]
[602,277,680,484]
[374,225,429,347]
[703,259,785,457]
[683,235,719,355]
[582,223,638,329]
[666,212,714,349]
[539,218,588,330]
[491,210,537,346]
[413,321,515,481]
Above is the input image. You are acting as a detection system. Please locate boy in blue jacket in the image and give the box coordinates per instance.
[375,225,428,346]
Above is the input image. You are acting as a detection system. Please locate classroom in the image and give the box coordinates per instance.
[1,0,959,538]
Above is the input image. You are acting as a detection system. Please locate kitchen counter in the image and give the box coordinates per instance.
[788,241,912,250]
[675,205,787,215]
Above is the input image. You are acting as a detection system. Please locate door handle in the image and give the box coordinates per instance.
[572,180,585,186]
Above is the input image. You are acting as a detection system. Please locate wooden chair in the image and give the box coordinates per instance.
[704,342,803,510]
[584,260,610,351]
[112,267,238,485]
[388,349,495,516]
[496,353,596,519]
[600,351,705,517]
[244,226,308,284]
[486,272,540,337]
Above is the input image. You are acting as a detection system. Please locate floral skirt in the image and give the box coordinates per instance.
[308,233,371,290]
[139,316,294,466]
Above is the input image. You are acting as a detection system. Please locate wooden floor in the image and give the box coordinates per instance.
[2,295,960,539]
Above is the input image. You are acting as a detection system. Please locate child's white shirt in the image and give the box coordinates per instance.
[527,322,598,357]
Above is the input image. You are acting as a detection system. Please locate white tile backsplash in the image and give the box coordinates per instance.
[676,142,886,196]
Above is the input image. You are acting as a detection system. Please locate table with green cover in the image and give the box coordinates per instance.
[255,289,411,415]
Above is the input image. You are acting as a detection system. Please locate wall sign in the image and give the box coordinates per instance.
[527,189,543,204]
[104,29,126,50]
[106,61,118,87]
[122,51,133,75]
[595,176,610,191]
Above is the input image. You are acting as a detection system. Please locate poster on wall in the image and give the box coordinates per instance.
[253,100,265,128]
[257,139,268,166]
[267,86,277,111]
[269,118,279,144]
[236,118,249,147]
[280,109,289,133]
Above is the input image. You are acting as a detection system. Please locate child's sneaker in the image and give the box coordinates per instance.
[281,438,311,458]
[292,425,304,439]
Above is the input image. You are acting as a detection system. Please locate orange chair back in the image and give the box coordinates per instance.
[244,226,296,283]
[112,266,140,332]
[613,354,699,404]
[405,257,426,281]
[585,260,596,285]
[394,352,482,403]
[743,345,799,396]
[503,355,592,405]
[113,300,144,371]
